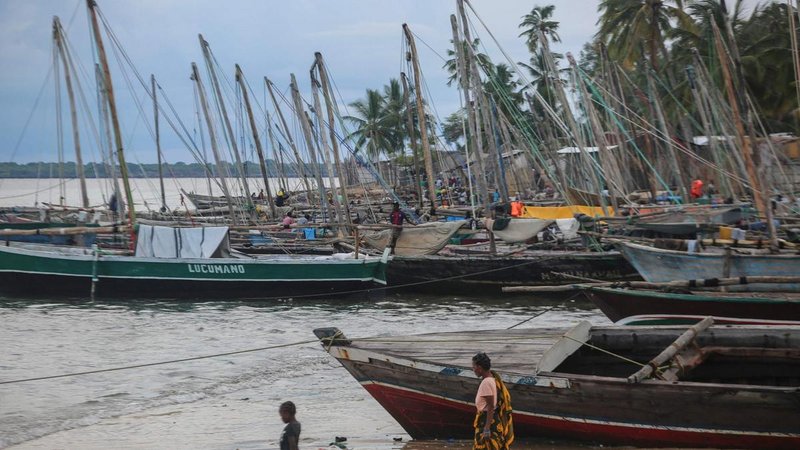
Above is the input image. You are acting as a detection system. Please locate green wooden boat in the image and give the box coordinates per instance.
[0,225,388,300]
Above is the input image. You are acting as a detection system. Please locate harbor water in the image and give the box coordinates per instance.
[0,294,610,449]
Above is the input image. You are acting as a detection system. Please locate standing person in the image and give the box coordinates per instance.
[691,179,704,200]
[389,202,415,255]
[472,353,514,450]
[278,401,300,450]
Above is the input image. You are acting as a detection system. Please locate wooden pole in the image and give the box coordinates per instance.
[628,317,714,384]
[711,21,765,214]
[95,64,122,218]
[402,23,437,212]
[567,53,621,211]
[265,110,288,191]
[266,77,313,197]
[53,17,89,209]
[151,74,167,212]
[236,64,276,219]
[400,72,425,210]
[199,35,254,218]
[86,0,135,232]
[315,53,353,225]
[310,68,345,231]
[191,62,237,223]
[290,73,328,217]
[449,14,490,217]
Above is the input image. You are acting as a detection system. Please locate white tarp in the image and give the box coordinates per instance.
[484,218,553,244]
[555,218,580,240]
[135,225,230,259]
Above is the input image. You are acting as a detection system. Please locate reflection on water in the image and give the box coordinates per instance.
[0,293,609,449]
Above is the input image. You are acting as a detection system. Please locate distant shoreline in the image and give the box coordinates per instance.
[0,161,325,178]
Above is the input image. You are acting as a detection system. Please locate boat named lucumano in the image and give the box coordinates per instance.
[0,225,388,299]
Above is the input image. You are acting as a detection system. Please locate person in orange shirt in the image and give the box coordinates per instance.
[472,353,514,450]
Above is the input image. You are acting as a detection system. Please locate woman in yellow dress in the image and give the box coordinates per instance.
[472,352,514,450]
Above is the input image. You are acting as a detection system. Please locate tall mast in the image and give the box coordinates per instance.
[53,17,89,209]
[403,23,438,212]
[310,67,346,229]
[449,14,490,216]
[265,110,288,190]
[290,73,328,216]
[198,35,253,218]
[314,52,353,225]
[151,74,167,212]
[235,64,276,219]
[266,77,313,197]
[96,64,121,217]
[400,72,424,210]
[86,0,135,226]
[191,62,237,223]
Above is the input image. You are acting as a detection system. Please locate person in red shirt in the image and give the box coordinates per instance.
[388,202,415,255]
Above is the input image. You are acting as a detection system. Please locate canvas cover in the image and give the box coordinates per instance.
[484,218,553,244]
[362,220,466,256]
[135,225,231,259]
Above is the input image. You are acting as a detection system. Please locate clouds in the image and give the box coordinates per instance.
[0,0,602,164]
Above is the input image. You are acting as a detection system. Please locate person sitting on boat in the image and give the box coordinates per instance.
[389,202,415,255]
[282,212,295,229]
[472,352,514,450]
[258,189,266,201]
[278,401,300,450]
[275,189,288,207]
[691,179,704,200]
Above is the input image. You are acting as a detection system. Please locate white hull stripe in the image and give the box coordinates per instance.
[0,269,384,284]
[362,380,799,439]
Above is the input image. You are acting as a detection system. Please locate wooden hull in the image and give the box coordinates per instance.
[0,244,386,300]
[387,251,639,294]
[318,326,800,449]
[618,242,800,290]
[584,287,800,323]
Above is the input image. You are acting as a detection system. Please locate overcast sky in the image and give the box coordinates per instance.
[0,0,744,165]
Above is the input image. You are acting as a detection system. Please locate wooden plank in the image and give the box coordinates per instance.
[628,317,714,384]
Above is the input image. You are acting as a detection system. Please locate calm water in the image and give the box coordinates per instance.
[0,294,612,449]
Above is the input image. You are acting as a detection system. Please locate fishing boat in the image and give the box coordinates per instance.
[314,320,800,449]
[361,220,466,256]
[616,314,800,326]
[0,225,387,299]
[617,241,800,291]
[386,250,639,294]
[583,285,800,323]
[627,206,753,236]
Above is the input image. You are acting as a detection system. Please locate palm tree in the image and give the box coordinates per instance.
[597,0,694,70]
[518,5,561,54]
[345,89,395,181]
[443,38,493,86]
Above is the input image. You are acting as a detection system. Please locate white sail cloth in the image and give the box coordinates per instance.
[135,225,231,258]
[484,218,553,244]
[362,220,466,256]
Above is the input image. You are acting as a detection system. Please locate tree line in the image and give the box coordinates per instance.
[0,161,326,178]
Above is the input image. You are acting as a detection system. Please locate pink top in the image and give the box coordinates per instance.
[475,376,497,412]
[282,216,294,226]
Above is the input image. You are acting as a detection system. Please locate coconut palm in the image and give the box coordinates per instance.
[443,38,493,86]
[345,89,396,180]
[518,5,561,55]
[597,0,694,70]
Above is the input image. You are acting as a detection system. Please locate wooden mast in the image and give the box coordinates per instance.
[402,23,437,212]
[310,67,346,230]
[235,64,276,219]
[314,52,353,224]
[151,74,167,212]
[400,72,425,210]
[266,77,313,197]
[265,110,288,190]
[191,62,237,223]
[199,35,254,219]
[567,53,621,211]
[450,14,490,216]
[86,0,135,227]
[711,21,765,214]
[53,17,89,209]
[290,73,328,216]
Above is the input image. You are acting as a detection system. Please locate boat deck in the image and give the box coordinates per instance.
[347,327,572,375]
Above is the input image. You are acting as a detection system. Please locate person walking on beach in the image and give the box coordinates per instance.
[389,202,415,255]
[278,401,300,450]
[472,352,514,450]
